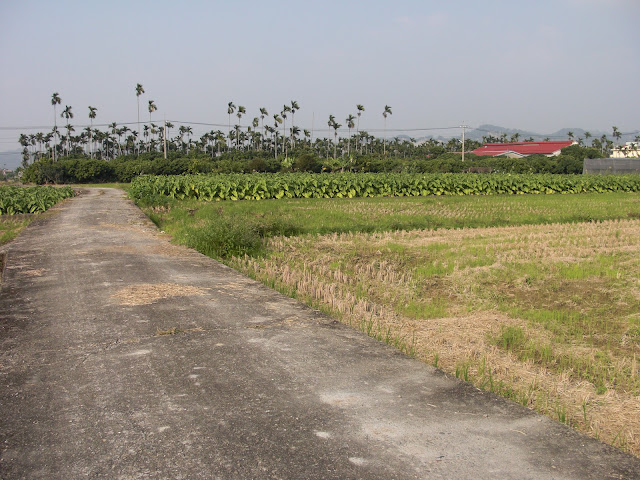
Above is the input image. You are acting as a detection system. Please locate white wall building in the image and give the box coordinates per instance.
[611,142,640,158]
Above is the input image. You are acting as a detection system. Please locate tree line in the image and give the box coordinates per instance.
[20,88,418,166]
[22,143,603,185]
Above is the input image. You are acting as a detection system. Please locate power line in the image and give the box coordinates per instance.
[0,121,638,140]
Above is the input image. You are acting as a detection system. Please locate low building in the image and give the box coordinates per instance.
[611,142,640,159]
[471,141,576,158]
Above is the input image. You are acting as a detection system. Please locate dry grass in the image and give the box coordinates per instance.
[230,218,640,455]
[111,283,207,306]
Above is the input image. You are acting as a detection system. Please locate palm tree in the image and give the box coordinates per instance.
[210,130,223,156]
[88,106,97,158]
[34,132,45,159]
[328,115,341,159]
[356,104,365,153]
[60,105,73,156]
[612,126,621,145]
[18,134,29,161]
[227,102,236,148]
[567,131,574,141]
[281,105,291,156]
[346,114,356,157]
[65,124,75,155]
[109,122,118,157]
[51,92,61,161]
[290,125,300,148]
[148,100,157,124]
[150,123,159,151]
[185,126,193,153]
[163,122,174,154]
[584,131,592,144]
[600,134,608,155]
[252,117,259,151]
[135,83,144,139]
[236,105,246,148]
[50,126,59,160]
[290,100,300,146]
[382,105,392,156]
[178,125,187,152]
[259,107,268,149]
[273,114,283,158]
[128,131,138,155]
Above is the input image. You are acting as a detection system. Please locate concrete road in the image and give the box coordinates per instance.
[1,188,639,479]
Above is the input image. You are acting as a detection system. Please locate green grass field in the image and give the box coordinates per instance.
[142,192,640,258]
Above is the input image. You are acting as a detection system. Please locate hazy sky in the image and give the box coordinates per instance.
[1,0,639,154]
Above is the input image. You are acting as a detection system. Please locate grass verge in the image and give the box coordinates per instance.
[0,215,35,247]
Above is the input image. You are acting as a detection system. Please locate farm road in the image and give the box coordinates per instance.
[1,187,639,479]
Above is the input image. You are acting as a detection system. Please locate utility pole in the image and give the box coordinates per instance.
[163,116,168,160]
[460,122,468,162]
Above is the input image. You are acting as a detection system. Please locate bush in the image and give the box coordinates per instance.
[293,153,321,173]
[181,215,299,259]
[65,158,115,182]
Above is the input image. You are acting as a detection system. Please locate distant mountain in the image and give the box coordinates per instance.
[414,125,638,145]
[466,124,540,142]
[547,128,608,141]
[0,150,22,170]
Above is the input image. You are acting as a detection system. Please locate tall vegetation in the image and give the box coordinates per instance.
[128,172,640,203]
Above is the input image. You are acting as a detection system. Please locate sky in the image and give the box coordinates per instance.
[1,0,639,162]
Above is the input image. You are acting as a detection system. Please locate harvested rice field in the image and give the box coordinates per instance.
[230,218,640,455]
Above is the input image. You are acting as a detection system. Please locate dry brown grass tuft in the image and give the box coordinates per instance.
[111,283,207,306]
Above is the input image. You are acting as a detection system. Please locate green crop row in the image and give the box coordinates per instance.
[0,186,75,215]
[129,173,640,202]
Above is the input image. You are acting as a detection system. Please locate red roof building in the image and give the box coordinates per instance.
[471,141,576,158]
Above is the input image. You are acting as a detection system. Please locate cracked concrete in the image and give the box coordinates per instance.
[1,187,640,479]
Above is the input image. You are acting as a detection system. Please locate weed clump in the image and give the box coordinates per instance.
[183,216,300,259]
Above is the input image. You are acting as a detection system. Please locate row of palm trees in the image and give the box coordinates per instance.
[20,118,628,166]
[19,120,455,165]
[48,90,160,159]
[20,88,403,164]
[19,86,635,166]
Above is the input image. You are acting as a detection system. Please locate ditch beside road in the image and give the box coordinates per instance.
[1,187,639,479]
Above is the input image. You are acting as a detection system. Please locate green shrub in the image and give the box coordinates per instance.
[293,153,322,173]
[180,215,299,259]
